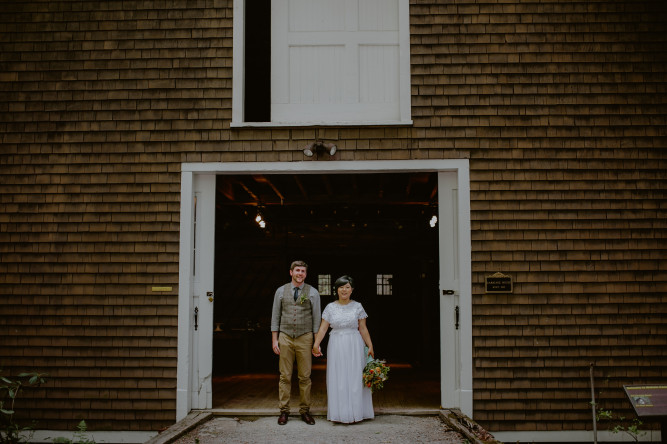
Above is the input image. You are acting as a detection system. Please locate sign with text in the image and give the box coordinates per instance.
[485,272,513,293]
[624,385,667,417]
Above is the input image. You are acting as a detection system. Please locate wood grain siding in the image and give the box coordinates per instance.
[411,0,667,432]
[0,1,232,431]
[0,0,665,434]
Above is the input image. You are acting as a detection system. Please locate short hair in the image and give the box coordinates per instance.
[290,260,308,271]
[333,275,355,292]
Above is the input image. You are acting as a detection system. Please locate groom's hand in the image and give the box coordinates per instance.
[272,340,280,355]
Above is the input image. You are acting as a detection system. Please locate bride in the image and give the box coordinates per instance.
[312,275,375,423]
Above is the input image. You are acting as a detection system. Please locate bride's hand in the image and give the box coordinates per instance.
[367,346,374,359]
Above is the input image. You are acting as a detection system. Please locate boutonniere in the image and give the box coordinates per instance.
[299,292,309,305]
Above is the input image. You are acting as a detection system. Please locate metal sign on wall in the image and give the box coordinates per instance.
[485,272,513,294]
[624,385,667,417]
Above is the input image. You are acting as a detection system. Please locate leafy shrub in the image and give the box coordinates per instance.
[0,372,47,444]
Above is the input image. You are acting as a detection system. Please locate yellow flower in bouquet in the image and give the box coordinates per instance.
[362,358,390,393]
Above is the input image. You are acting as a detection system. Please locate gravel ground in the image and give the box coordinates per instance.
[171,414,468,444]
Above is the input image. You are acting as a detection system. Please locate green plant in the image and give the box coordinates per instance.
[0,371,48,444]
[53,420,95,444]
[595,406,645,442]
[589,364,645,443]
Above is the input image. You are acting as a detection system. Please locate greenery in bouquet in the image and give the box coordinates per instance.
[362,359,390,393]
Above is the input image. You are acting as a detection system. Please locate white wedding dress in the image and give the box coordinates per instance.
[322,300,374,423]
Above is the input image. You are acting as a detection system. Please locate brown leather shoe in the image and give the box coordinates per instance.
[277,412,289,425]
[300,412,315,425]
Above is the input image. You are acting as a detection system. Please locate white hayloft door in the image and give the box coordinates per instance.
[271,0,403,123]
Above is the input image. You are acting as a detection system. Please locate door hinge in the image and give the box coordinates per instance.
[194,306,199,331]
[455,305,460,330]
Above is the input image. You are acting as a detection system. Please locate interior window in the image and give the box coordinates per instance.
[318,274,332,296]
[376,274,393,296]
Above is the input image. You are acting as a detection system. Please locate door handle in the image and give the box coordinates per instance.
[442,289,455,295]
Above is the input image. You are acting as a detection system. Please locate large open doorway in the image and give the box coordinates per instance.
[211,172,441,411]
[176,160,472,420]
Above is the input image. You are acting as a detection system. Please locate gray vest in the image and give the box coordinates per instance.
[279,283,313,338]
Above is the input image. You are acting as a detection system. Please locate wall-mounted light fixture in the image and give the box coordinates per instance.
[303,140,337,157]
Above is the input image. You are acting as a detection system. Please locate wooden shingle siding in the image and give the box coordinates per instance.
[414,0,667,432]
[0,0,666,434]
[0,0,227,431]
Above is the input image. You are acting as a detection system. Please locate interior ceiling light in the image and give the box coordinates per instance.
[255,209,267,229]
[429,203,438,228]
[303,140,337,157]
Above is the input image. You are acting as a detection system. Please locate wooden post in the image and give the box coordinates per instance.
[590,363,597,444]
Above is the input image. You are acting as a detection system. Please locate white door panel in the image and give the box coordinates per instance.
[359,0,399,30]
[438,172,460,409]
[191,175,216,409]
[360,45,399,103]
[272,0,401,122]
[288,45,345,104]
[176,173,216,417]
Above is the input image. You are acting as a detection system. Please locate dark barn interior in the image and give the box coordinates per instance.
[211,172,442,409]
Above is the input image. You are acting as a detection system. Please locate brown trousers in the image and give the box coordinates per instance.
[278,331,314,414]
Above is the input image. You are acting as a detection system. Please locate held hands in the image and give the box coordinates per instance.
[312,345,323,357]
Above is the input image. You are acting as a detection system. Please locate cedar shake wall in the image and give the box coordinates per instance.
[413,0,667,432]
[1,0,666,434]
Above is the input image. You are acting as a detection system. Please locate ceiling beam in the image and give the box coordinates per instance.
[253,175,285,205]
[293,176,309,200]
[235,179,260,204]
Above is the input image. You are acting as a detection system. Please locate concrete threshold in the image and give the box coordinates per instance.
[208,407,441,416]
[143,408,500,444]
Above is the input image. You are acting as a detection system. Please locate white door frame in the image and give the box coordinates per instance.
[176,159,472,420]
[177,173,217,417]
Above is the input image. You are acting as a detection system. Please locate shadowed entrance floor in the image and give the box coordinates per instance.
[211,363,441,415]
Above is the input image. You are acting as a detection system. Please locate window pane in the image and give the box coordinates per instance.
[376,274,393,296]
[318,274,331,296]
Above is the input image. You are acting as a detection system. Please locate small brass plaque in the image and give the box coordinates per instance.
[152,286,173,292]
[485,272,512,293]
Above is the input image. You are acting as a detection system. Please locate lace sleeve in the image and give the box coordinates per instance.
[322,303,333,323]
[357,302,368,320]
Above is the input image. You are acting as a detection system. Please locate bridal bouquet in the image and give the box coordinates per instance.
[362,358,390,393]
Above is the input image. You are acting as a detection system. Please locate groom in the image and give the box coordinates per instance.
[270,260,322,425]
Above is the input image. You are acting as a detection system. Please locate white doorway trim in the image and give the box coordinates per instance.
[176,159,472,420]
